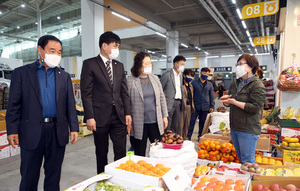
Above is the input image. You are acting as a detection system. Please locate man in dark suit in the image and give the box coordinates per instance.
[160,55,185,133]
[6,35,79,191]
[80,31,132,174]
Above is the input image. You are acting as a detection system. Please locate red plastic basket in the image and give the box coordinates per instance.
[161,142,183,150]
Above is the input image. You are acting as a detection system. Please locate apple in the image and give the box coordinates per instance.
[285,184,297,191]
[253,184,266,191]
[269,184,282,191]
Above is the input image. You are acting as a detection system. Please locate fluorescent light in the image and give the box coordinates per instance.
[181,43,188,48]
[255,48,258,53]
[204,51,209,55]
[17,26,20,29]
[242,21,247,29]
[147,50,155,54]
[57,16,61,20]
[112,11,131,21]
[151,59,158,62]
[0,31,3,33]
[246,31,250,37]
[251,43,255,47]
[249,37,253,43]
[195,46,201,50]
[232,0,236,4]
[21,4,25,8]
[159,59,167,61]
[236,9,242,19]
[186,57,196,60]
[221,55,235,57]
[207,56,219,58]
[35,22,38,25]
[0,11,2,14]
[255,53,270,56]
[162,55,167,57]
[156,32,167,38]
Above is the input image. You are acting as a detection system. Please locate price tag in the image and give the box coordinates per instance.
[242,0,279,19]
[253,35,276,46]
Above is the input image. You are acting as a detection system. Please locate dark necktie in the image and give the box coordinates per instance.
[106,60,113,85]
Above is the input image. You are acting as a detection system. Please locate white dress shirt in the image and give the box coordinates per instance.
[100,53,113,82]
[173,69,182,99]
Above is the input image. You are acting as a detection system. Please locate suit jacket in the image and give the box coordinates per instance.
[160,69,183,112]
[80,55,131,127]
[192,79,215,111]
[127,74,168,140]
[5,62,79,150]
[182,82,195,112]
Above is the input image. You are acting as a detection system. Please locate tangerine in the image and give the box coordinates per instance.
[132,163,141,170]
[137,160,146,166]
[197,181,206,188]
[223,184,232,190]
[235,180,245,186]
[200,176,209,183]
[225,179,234,185]
[126,160,135,166]
[234,185,243,191]
[209,177,218,183]
[161,167,171,173]
[155,164,165,169]
[213,185,223,191]
[207,182,215,188]
[144,170,155,176]
[119,163,128,169]
[144,163,154,169]
[157,170,166,177]
[216,181,224,186]
[150,167,160,174]
[203,187,212,191]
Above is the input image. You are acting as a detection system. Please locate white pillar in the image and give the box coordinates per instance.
[119,50,134,76]
[36,2,42,38]
[166,30,179,69]
[199,56,208,70]
[81,0,104,61]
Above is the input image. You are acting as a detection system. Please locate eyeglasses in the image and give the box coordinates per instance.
[236,62,247,67]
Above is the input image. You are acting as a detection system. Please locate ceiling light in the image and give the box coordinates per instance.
[221,55,235,57]
[21,4,25,8]
[255,53,270,56]
[248,48,251,51]
[151,59,158,62]
[45,32,47,34]
[207,56,219,58]
[180,43,188,48]
[242,21,247,29]
[195,46,201,50]
[0,31,3,33]
[246,31,250,37]
[35,22,38,25]
[159,59,167,61]
[17,26,20,29]
[57,16,61,20]
[204,51,209,55]
[0,11,2,14]
[186,57,196,60]
[156,32,167,38]
[232,0,236,4]
[112,11,130,21]
[236,9,242,19]
[162,55,167,57]
[249,37,253,43]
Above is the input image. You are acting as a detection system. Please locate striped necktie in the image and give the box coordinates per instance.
[106,60,113,85]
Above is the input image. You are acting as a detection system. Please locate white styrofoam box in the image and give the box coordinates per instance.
[104,155,180,188]
[65,174,112,191]
[10,145,20,156]
[197,159,220,167]
[0,145,10,159]
[0,131,8,147]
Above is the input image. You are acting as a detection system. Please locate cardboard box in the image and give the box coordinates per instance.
[0,131,8,147]
[250,179,300,190]
[199,134,231,145]
[201,113,211,135]
[10,145,20,156]
[104,155,185,188]
[253,164,300,180]
[256,134,270,151]
[78,125,92,137]
[0,144,10,159]
[282,149,300,164]
[0,112,6,131]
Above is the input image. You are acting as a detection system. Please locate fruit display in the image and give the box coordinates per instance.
[260,167,300,176]
[277,64,300,91]
[193,165,210,177]
[91,181,127,191]
[240,162,262,174]
[267,126,280,134]
[283,107,296,119]
[252,183,300,191]
[161,130,183,144]
[281,136,300,148]
[192,175,247,191]
[197,140,240,163]
[115,160,170,177]
[255,156,283,165]
[261,107,281,125]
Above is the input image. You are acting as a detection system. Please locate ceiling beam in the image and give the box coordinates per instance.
[172,19,215,29]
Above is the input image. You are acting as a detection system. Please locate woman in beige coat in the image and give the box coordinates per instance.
[127,52,168,156]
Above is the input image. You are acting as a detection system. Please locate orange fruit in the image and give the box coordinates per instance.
[235,180,245,186]
[225,179,234,185]
[213,185,223,191]
[234,185,243,191]
[132,163,141,170]
[207,183,215,188]
[203,187,212,191]
[191,178,197,186]
[197,181,206,188]
[209,178,218,183]
[124,166,134,172]
[144,163,154,169]
[194,186,202,191]
[115,167,122,170]
[150,167,160,174]
[155,164,165,169]
[157,170,166,177]
[137,160,146,166]
[200,176,209,183]
[144,170,155,176]
[119,163,128,169]
[139,166,147,174]
[126,160,135,166]
[161,167,171,173]
[223,184,232,190]
[216,181,224,186]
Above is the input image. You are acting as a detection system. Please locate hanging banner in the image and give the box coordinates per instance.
[242,0,279,19]
[253,35,276,46]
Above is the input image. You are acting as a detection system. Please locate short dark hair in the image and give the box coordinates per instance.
[201,67,210,73]
[183,69,195,77]
[237,54,259,74]
[131,52,150,77]
[99,31,120,49]
[173,55,186,64]
[38,35,62,49]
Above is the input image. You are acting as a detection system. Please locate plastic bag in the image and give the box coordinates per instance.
[149,141,197,178]
[209,112,230,134]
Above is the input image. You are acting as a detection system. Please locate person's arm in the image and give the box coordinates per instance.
[6,69,22,148]
[66,73,79,144]
[155,75,168,129]
[160,72,168,91]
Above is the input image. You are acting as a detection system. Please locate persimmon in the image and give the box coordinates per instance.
[223,184,232,190]
[125,160,135,166]
[203,187,212,191]
[144,163,154,169]
[225,179,234,185]
[200,176,209,183]
[234,185,243,191]
[155,164,165,169]
[209,177,218,183]
[207,182,216,188]
[213,185,223,191]
[235,180,245,186]
[216,181,224,186]
[137,160,146,166]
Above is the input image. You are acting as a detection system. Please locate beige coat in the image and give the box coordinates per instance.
[127,74,168,140]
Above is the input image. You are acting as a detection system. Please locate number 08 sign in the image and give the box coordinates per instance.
[242,0,279,19]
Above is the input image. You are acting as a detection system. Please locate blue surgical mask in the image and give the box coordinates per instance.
[201,74,208,80]
[185,77,193,83]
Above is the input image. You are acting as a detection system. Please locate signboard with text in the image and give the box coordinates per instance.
[254,35,276,46]
[242,0,279,19]
[213,67,232,72]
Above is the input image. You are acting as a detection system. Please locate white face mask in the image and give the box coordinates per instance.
[42,49,61,68]
[207,76,212,80]
[176,63,184,73]
[236,65,247,78]
[143,66,152,74]
[106,46,119,60]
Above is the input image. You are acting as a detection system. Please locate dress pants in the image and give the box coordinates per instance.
[20,122,65,191]
[131,123,161,156]
[178,105,192,139]
[187,110,209,140]
[167,99,181,133]
[93,106,127,174]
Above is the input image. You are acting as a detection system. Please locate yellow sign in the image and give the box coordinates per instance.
[242,0,279,19]
[253,35,276,46]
